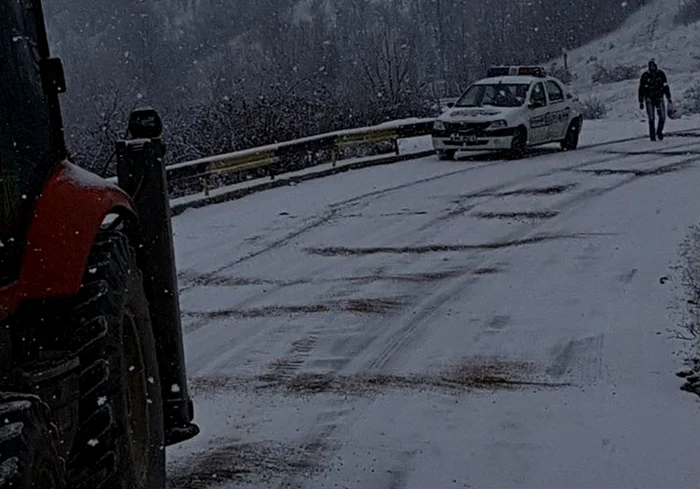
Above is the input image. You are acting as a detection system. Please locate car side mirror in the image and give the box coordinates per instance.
[446,102,455,108]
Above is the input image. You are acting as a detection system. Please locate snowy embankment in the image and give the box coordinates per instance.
[548,0,700,119]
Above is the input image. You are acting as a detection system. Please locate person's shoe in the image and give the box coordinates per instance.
[658,132,664,141]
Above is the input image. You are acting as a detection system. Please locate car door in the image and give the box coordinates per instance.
[527,82,549,144]
[545,80,570,141]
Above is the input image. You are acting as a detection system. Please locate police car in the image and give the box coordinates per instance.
[432,66,583,160]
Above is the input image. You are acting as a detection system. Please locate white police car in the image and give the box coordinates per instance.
[432,66,583,160]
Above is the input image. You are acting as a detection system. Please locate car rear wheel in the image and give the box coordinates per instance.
[561,118,581,151]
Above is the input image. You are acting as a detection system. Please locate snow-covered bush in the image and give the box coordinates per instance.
[591,63,641,84]
[677,82,700,115]
[548,63,573,84]
[580,97,608,119]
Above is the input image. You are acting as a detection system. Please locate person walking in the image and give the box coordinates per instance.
[638,59,672,141]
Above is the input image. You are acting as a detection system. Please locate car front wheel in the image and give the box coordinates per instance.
[437,149,456,161]
[508,127,527,159]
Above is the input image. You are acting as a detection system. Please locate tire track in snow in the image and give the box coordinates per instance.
[185,144,700,380]
[178,146,641,309]
[178,137,675,288]
[362,151,700,372]
[546,334,605,384]
[178,136,698,329]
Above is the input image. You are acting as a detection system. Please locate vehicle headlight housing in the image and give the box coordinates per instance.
[433,120,446,131]
[488,120,508,130]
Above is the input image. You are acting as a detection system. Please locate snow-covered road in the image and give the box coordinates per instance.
[166,130,700,489]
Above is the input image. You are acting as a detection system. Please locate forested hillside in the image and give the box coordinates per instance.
[43,0,649,170]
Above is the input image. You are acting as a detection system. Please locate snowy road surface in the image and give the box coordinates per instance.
[166,131,700,489]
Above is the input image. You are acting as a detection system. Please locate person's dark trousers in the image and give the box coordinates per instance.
[645,98,666,140]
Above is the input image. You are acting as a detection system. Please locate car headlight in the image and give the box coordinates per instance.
[433,120,446,131]
[488,120,508,129]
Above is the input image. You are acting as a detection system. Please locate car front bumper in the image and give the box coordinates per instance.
[432,128,515,151]
[432,133,515,151]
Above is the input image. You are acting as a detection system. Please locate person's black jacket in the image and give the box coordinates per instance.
[638,69,671,105]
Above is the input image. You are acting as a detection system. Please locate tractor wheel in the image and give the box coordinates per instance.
[508,127,527,159]
[0,393,67,488]
[561,118,581,151]
[66,230,165,489]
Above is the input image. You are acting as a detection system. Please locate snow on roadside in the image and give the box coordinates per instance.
[561,0,700,80]
[671,225,700,394]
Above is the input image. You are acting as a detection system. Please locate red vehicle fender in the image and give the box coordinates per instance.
[0,161,135,319]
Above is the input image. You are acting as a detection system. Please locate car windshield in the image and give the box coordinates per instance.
[455,83,530,108]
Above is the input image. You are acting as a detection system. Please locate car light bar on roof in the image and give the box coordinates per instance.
[487,66,547,78]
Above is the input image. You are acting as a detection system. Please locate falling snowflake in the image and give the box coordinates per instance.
[147,377,155,384]
[88,268,97,274]
[171,384,181,393]
[97,396,107,406]
[88,439,99,447]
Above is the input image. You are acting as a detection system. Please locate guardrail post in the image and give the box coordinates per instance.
[331,148,337,167]
[392,138,400,155]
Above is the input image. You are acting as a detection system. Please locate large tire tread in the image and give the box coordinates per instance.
[66,230,165,489]
[0,393,66,488]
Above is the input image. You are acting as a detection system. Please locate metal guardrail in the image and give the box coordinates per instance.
[164,118,436,198]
